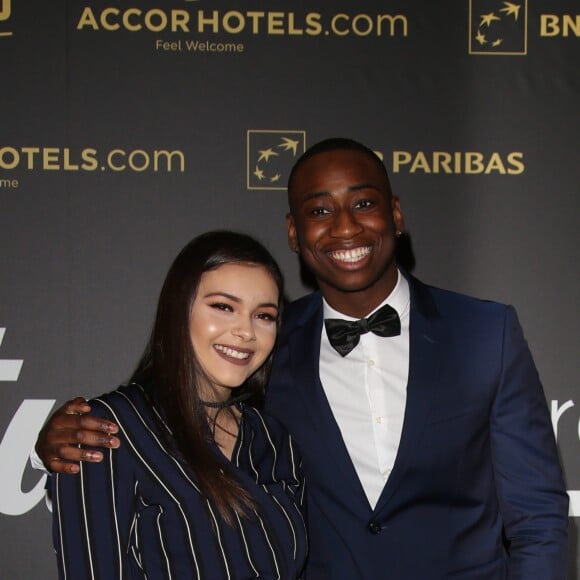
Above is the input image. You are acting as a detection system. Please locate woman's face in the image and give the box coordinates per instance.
[189,262,279,400]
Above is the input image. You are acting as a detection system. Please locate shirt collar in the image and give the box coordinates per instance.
[322,269,410,321]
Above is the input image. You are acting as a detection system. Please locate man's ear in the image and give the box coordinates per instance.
[286,212,300,253]
[391,196,406,234]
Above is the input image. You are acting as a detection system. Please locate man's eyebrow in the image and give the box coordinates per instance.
[348,182,379,193]
[299,182,380,205]
[299,191,330,205]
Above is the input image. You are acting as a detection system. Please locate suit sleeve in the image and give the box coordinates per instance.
[51,400,137,579]
[490,306,569,579]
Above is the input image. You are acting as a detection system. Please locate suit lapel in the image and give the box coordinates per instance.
[287,295,372,509]
[375,275,445,512]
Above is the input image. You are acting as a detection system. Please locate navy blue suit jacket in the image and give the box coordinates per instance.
[265,274,568,579]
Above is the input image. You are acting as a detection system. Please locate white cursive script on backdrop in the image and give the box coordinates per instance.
[0,399,56,515]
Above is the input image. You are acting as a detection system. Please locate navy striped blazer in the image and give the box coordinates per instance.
[52,383,307,579]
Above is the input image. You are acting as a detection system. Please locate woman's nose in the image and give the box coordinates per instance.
[231,319,256,341]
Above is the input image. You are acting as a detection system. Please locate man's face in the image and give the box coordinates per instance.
[286,149,404,316]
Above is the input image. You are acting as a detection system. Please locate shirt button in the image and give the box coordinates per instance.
[368,521,382,535]
[368,359,375,366]
[375,416,382,424]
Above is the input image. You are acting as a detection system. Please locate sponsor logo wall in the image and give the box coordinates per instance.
[1,1,578,577]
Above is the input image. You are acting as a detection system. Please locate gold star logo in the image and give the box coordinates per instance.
[247,130,306,190]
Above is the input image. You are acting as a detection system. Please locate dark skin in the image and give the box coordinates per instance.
[287,149,404,318]
[36,397,120,473]
[36,147,406,472]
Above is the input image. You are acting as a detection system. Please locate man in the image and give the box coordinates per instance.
[36,138,569,578]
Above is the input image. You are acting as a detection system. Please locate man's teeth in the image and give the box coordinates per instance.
[330,247,371,263]
[214,345,249,359]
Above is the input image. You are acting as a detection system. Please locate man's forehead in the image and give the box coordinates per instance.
[292,151,385,190]
[297,149,377,175]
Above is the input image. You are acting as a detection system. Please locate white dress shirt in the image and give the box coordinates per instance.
[319,271,410,508]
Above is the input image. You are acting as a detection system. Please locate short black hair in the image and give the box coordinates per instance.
[287,137,391,194]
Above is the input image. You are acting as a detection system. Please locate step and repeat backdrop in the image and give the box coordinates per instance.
[1,1,579,577]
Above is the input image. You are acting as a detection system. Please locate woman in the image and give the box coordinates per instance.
[52,231,307,579]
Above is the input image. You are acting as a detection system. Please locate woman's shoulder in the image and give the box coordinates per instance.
[241,405,295,447]
[237,406,304,486]
[88,383,155,424]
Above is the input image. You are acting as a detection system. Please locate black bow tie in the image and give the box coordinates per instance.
[324,303,401,357]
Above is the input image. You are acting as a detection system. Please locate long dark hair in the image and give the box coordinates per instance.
[131,230,284,524]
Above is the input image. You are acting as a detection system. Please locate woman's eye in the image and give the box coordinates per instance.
[210,302,233,312]
[256,312,277,322]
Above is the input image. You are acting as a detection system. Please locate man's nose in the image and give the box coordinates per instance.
[331,209,363,238]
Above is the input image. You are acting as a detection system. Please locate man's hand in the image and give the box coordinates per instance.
[35,397,120,474]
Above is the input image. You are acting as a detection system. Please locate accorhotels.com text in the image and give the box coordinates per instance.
[0,147,186,173]
[76,8,408,38]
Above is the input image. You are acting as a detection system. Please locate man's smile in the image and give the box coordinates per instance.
[328,246,372,264]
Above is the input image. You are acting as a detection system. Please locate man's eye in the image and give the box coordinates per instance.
[310,207,330,216]
[354,199,374,209]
